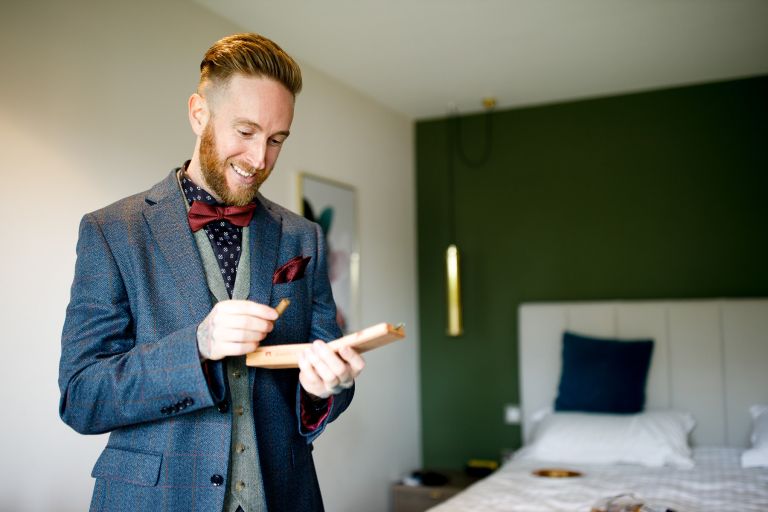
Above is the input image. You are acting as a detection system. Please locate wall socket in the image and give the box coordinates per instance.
[504,404,521,425]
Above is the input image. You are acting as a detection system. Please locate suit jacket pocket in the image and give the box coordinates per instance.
[268,281,310,343]
[91,447,162,487]
[273,255,311,284]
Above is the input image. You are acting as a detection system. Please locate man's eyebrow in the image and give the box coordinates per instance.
[233,118,290,137]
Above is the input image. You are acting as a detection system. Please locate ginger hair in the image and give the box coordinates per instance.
[199,33,302,99]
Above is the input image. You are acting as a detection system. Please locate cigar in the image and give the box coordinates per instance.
[275,298,291,317]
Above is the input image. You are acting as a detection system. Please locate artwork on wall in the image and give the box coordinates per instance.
[297,172,359,333]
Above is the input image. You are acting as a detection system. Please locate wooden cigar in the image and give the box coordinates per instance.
[275,298,291,317]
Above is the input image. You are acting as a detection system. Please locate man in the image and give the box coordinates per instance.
[59,33,364,512]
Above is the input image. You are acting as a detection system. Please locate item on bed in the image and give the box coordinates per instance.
[515,409,695,468]
[742,404,768,468]
[590,493,645,512]
[531,468,583,478]
[555,331,654,414]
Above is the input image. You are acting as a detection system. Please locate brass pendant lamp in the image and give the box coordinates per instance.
[445,98,495,337]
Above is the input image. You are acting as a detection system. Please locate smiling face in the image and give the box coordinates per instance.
[188,74,295,206]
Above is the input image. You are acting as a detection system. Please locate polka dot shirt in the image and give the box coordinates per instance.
[180,173,246,298]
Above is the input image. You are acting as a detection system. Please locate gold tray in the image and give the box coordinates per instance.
[532,468,583,478]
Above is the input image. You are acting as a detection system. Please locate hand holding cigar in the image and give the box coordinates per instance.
[197,298,287,361]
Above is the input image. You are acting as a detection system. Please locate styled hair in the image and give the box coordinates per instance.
[199,33,302,97]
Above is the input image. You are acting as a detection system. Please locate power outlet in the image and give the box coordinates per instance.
[504,404,521,425]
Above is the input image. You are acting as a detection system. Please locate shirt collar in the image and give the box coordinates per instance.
[179,160,220,206]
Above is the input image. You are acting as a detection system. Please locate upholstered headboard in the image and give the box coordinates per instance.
[518,299,768,448]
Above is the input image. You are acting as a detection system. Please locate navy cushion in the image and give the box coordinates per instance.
[555,331,654,414]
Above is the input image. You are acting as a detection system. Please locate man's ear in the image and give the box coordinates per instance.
[188,93,210,136]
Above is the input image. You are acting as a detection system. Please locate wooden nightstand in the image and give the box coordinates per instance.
[390,470,481,512]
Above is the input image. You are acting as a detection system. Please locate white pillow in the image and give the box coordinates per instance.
[742,405,768,468]
[515,409,695,468]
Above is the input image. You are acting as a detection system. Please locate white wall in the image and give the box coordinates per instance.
[0,1,420,511]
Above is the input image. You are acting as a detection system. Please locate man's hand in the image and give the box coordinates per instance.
[298,341,366,399]
[197,300,278,361]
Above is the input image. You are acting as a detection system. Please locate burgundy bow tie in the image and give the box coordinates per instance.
[187,201,257,232]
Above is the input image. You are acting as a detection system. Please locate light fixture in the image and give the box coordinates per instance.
[446,244,463,336]
[444,97,496,337]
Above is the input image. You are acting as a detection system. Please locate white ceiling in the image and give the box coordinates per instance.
[193,0,768,120]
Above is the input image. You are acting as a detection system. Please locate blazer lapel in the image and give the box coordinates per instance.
[143,170,212,322]
[248,193,282,314]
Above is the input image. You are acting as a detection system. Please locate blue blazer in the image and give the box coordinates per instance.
[59,170,352,511]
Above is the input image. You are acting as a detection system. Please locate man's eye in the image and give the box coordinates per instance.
[269,138,284,146]
[238,130,253,137]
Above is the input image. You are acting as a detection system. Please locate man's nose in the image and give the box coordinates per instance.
[243,138,267,170]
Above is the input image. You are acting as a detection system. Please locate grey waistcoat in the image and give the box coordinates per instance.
[179,173,267,512]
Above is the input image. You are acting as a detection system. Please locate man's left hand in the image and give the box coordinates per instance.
[298,341,365,399]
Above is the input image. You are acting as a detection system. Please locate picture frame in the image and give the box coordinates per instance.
[297,172,360,333]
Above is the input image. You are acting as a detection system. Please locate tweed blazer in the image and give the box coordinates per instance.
[59,169,352,512]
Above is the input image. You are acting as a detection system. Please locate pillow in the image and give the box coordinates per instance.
[515,410,695,468]
[555,331,654,414]
[742,405,768,468]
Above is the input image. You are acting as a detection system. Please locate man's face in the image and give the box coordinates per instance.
[198,75,295,206]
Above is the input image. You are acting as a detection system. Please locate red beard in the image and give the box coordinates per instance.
[198,122,269,206]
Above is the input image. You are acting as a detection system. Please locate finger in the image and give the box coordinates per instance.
[338,346,366,378]
[298,352,328,398]
[298,352,317,382]
[305,343,341,389]
[213,300,279,320]
[214,314,274,334]
[212,327,268,344]
[214,341,260,357]
[312,340,348,379]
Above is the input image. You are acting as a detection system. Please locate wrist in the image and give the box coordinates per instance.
[303,388,329,404]
[196,321,211,361]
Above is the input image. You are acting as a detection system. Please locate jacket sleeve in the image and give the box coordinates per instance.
[58,214,215,435]
[295,222,354,443]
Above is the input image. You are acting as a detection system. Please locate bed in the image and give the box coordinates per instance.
[429,299,768,512]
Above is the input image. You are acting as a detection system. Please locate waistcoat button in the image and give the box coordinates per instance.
[210,474,224,486]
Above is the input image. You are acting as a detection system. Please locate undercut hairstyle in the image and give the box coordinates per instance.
[199,33,302,100]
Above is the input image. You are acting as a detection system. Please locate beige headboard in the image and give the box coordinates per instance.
[518,299,768,448]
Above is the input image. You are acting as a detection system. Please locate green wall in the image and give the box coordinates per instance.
[416,76,768,470]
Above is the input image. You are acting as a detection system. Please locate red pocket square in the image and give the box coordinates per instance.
[273,256,311,284]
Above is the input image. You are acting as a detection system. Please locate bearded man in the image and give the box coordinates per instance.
[58,33,364,512]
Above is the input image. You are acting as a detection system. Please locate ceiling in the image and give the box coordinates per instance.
[193,0,768,120]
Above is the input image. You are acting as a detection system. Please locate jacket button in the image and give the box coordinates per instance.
[210,474,224,486]
[216,400,229,413]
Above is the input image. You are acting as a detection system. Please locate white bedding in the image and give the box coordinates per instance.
[428,447,768,512]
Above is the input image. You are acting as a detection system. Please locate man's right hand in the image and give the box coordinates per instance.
[197,300,278,361]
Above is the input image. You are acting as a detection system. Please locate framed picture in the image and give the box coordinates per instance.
[297,172,359,333]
